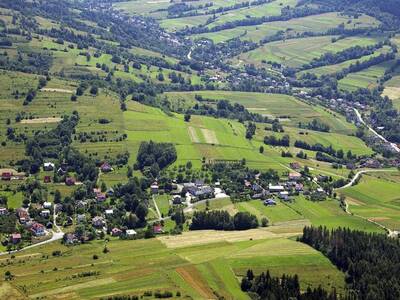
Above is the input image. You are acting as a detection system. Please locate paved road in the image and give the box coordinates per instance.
[0,209,64,256]
[334,169,399,237]
[354,108,400,153]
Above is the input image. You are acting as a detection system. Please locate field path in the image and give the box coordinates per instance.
[40,88,73,93]
[187,126,200,143]
[176,266,215,299]
[152,194,162,220]
[335,169,399,236]
[354,109,400,153]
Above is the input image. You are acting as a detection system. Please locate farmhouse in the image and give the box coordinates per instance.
[92,216,105,228]
[43,202,52,209]
[263,199,276,206]
[11,233,21,244]
[1,172,11,181]
[279,191,290,200]
[288,172,302,181]
[153,224,163,234]
[100,162,112,172]
[65,177,75,186]
[268,184,285,192]
[126,229,137,239]
[112,228,122,236]
[105,209,114,215]
[43,162,55,171]
[150,183,159,194]
[30,222,46,236]
[40,210,51,217]
[16,208,29,224]
[96,192,107,202]
[44,176,51,183]
[0,207,8,215]
[172,195,182,205]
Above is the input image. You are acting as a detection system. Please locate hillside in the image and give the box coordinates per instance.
[0,0,400,299]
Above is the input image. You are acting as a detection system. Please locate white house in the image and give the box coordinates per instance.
[268,184,285,192]
[40,209,51,217]
[43,162,55,171]
[126,229,137,239]
[43,202,52,209]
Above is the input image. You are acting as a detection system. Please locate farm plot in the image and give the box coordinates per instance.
[192,12,379,43]
[235,35,380,68]
[338,59,398,91]
[165,91,357,134]
[383,75,400,110]
[0,231,346,299]
[341,172,400,230]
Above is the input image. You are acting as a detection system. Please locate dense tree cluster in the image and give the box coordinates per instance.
[301,226,400,300]
[135,141,177,177]
[190,210,259,231]
[264,135,290,147]
[298,119,330,132]
[241,269,341,300]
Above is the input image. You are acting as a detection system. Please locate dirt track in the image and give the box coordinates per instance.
[20,117,62,124]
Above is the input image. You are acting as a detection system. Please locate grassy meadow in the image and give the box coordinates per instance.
[341,172,400,231]
[0,226,346,299]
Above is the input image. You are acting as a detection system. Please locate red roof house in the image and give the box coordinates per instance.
[30,222,46,236]
[11,233,21,244]
[1,172,11,180]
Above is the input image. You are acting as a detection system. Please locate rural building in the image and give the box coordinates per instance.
[288,172,302,181]
[100,162,112,172]
[43,176,51,183]
[153,224,163,234]
[263,199,276,206]
[106,188,114,197]
[92,216,105,228]
[43,202,52,209]
[11,233,21,244]
[40,210,51,217]
[290,162,301,170]
[1,172,12,181]
[16,208,29,224]
[43,162,55,171]
[150,183,159,194]
[0,207,8,215]
[64,233,78,245]
[279,191,289,200]
[126,229,137,239]
[105,209,114,215]
[172,195,182,205]
[30,222,45,236]
[96,192,107,202]
[77,214,86,223]
[111,228,122,236]
[65,177,75,186]
[268,184,285,192]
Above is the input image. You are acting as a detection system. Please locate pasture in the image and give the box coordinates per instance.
[341,172,400,231]
[235,35,381,68]
[0,227,346,299]
[192,13,379,43]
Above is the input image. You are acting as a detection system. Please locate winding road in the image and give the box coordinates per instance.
[354,108,400,153]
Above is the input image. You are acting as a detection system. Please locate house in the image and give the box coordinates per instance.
[92,216,104,228]
[30,222,46,236]
[268,184,285,192]
[263,199,276,206]
[172,195,182,205]
[65,216,73,226]
[288,172,302,181]
[96,192,106,202]
[251,183,263,192]
[290,162,301,170]
[106,188,114,197]
[111,228,122,236]
[65,177,75,186]
[11,233,21,244]
[105,209,114,215]
[46,222,53,229]
[16,208,29,224]
[0,207,8,215]
[43,202,52,209]
[57,167,66,175]
[100,162,112,173]
[43,162,55,171]
[44,176,51,183]
[126,229,137,239]
[153,224,163,234]
[1,172,11,181]
[150,183,159,194]
[40,210,51,218]
[64,233,77,245]
[295,183,304,192]
[244,180,251,188]
[77,214,86,223]
[55,203,63,213]
[279,191,289,200]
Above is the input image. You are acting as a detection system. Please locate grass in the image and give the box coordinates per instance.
[338,58,398,91]
[192,13,379,43]
[235,35,381,68]
[164,91,357,135]
[0,229,346,299]
[341,172,400,230]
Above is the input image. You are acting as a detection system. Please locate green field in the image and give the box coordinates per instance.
[341,172,400,230]
[383,75,400,110]
[192,13,379,43]
[0,227,346,299]
[164,91,357,135]
[235,35,381,68]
